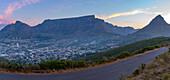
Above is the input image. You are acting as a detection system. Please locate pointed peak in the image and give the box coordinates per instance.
[13,21,31,27]
[154,15,164,19]
[15,21,24,24]
[149,15,167,25]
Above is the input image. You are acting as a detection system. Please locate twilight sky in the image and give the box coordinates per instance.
[0,0,170,29]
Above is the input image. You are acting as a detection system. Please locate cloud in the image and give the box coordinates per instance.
[0,15,16,24]
[5,0,40,16]
[104,9,144,19]
[0,0,40,24]
[96,9,162,20]
[0,15,3,19]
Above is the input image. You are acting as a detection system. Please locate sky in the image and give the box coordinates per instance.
[1,0,170,29]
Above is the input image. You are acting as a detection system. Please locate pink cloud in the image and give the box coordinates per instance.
[0,15,16,24]
[0,15,3,19]
[5,0,40,16]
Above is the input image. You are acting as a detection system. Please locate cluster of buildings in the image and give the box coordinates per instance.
[0,38,119,64]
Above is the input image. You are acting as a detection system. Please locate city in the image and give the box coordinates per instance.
[0,38,119,64]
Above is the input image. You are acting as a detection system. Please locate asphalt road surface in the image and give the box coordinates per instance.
[0,47,168,80]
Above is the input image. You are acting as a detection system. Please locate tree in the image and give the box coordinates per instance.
[18,61,23,71]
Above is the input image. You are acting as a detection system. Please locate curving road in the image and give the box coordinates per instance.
[0,47,168,80]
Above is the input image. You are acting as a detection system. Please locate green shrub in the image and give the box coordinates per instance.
[116,51,131,59]
[119,73,125,80]
[155,45,161,48]
[163,74,170,80]
[132,69,140,76]
[141,63,146,70]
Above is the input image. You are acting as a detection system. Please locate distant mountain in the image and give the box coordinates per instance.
[0,15,138,39]
[106,23,139,35]
[121,15,170,43]
[0,24,7,30]
[0,15,119,39]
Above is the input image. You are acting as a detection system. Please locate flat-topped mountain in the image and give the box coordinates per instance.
[0,15,138,39]
[33,15,120,38]
[122,15,170,43]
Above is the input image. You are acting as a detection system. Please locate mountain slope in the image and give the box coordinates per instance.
[122,15,170,43]
[106,23,139,35]
[0,24,7,30]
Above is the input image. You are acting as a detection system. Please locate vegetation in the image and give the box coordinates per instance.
[74,37,170,61]
[126,51,170,80]
[116,51,131,59]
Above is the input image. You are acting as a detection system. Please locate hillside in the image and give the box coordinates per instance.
[126,51,170,80]
[74,37,170,61]
[0,24,7,30]
[121,15,170,43]
[0,15,137,39]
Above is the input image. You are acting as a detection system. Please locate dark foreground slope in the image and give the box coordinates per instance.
[0,47,168,80]
[126,51,170,80]
[74,37,170,61]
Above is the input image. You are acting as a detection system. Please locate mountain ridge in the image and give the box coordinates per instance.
[0,15,138,39]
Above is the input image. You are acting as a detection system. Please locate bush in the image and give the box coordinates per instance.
[116,51,131,59]
[133,45,159,55]
[141,63,146,70]
[164,74,170,80]
[132,69,140,76]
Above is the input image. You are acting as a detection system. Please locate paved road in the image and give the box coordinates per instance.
[0,47,168,80]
